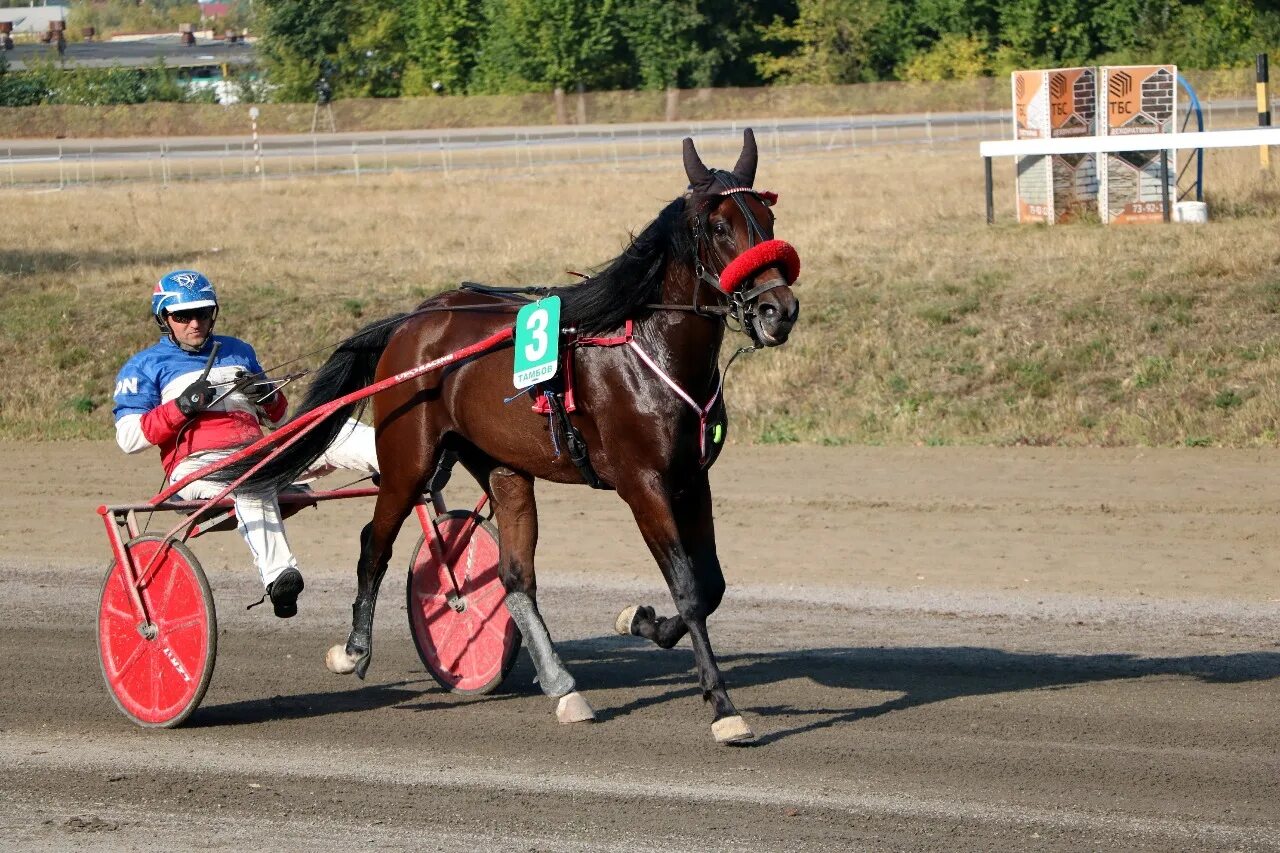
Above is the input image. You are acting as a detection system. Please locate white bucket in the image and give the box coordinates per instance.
[1173,201,1209,224]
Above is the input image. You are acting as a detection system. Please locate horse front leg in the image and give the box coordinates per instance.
[616,470,750,744]
[489,466,595,724]
[324,476,419,680]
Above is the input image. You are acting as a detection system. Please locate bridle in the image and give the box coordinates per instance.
[675,169,800,344]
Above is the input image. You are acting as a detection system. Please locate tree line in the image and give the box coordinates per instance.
[1,0,1277,107]
[259,0,1279,100]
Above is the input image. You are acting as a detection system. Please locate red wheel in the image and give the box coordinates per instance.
[407,510,520,694]
[97,535,217,728]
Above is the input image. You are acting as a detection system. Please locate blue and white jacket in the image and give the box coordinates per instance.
[112,335,288,474]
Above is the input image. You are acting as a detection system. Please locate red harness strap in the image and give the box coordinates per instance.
[531,319,634,414]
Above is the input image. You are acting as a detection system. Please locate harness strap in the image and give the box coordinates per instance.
[627,338,723,466]
[543,386,610,490]
[574,319,634,347]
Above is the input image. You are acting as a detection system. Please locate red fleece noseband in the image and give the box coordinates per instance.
[716,239,801,294]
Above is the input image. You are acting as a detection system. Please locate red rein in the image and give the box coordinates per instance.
[716,239,801,294]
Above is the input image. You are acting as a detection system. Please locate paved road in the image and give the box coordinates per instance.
[0,112,1020,165]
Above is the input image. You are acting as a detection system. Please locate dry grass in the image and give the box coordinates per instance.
[3,139,1279,446]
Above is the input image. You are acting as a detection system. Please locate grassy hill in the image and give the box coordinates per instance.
[2,141,1278,447]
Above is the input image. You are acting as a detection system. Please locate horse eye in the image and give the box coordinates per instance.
[713,222,729,237]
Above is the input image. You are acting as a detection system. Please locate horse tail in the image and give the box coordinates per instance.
[209,312,411,495]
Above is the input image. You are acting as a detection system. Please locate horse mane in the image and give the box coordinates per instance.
[552,195,697,333]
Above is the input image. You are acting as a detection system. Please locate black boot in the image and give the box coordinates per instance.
[267,568,305,618]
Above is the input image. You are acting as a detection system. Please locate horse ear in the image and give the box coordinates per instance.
[683,137,712,188]
[733,128,758,186]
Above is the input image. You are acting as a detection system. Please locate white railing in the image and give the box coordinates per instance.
[979,127,1280,223]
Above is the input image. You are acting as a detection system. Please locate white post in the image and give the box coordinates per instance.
[249,106,262,180]
[90,144,95,185]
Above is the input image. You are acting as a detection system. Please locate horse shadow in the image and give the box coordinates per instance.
[191,679,430,727]
[187,636,1280,741]
[553,637,1280,745]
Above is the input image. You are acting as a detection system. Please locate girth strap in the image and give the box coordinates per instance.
[542,389,611,490]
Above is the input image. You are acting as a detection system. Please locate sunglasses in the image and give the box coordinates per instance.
[168,307,215,324]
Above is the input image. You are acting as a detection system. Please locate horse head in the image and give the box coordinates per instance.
[683,129,800,347]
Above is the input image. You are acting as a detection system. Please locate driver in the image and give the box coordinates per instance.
[111,270,378,618]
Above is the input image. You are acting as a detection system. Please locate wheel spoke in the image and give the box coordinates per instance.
[468,581,503,611]
[414,588,449,606]
[479,613,510,648]
[433,615,462,671]
[159,614,204,635]
[157,552,180,615]
[110,637,149,679]
[103,601,139,623]
[148,653,161,712]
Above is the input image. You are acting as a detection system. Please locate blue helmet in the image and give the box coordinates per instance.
[151,270,218,319]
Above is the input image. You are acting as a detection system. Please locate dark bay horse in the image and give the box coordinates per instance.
[224,130,800,743]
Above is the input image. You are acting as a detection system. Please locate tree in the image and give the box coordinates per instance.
[254,0,357,100]
[753,0,888,84]
[1164,0,1261,69]
[618,0,702,90]
[408,0,484,94]
[901,33,989,80]
[996,0,1097,68]
[336,5,414,98]
[470,0,622,97]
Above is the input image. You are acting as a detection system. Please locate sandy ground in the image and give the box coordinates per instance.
[0,442,1277,851]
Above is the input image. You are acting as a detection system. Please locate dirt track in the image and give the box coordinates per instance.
[1,442,1278,851]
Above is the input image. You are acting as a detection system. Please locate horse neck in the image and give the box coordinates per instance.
[641,261,726,390]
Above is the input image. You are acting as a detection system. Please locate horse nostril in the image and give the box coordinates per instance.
[760,304,777,319]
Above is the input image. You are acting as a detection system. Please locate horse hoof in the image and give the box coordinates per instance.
[614,605,639,636]
[711,715,754,744]
[325,644,359,675]
[555,691,596,724]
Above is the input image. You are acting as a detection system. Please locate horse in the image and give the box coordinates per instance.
[221,129,800,743]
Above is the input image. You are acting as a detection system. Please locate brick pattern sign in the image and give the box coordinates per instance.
[1099,65,1177,223]
[1013,68,1098,223]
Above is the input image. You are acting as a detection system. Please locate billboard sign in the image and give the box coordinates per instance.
[1098,65,1178,223]
[1013,68,1098,223]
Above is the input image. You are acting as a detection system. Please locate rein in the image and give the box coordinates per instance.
[683,175,800,340]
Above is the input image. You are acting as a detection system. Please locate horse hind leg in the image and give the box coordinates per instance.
[326,476,421,679]
[486,465,594,724]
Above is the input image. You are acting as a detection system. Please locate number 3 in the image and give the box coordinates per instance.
[524,308,548,361]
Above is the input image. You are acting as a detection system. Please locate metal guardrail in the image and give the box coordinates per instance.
[3,112,1014,189]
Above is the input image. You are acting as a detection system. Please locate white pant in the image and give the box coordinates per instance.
[171,419,378,587]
